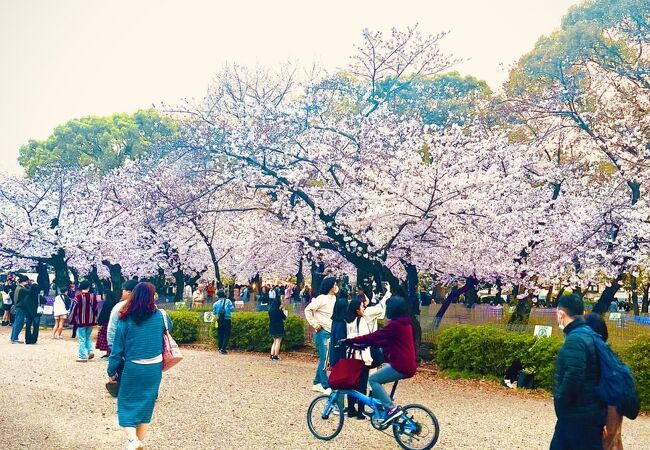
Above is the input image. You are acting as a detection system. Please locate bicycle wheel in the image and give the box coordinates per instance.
[392,404,440,450]
[307,394,344,440]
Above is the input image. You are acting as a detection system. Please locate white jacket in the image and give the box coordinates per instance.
[346,316,372,366]
[364,291,390,332]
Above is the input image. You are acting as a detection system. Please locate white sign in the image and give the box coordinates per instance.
[534,325,553,338]
[203,312,214,323]
[608,313,622,321]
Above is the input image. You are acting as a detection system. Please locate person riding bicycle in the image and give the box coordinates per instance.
[343,296,416,425]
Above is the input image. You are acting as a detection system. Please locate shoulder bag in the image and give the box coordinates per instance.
[160,309,183,372]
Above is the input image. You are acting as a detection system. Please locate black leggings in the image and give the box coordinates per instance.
[348,367,370,414]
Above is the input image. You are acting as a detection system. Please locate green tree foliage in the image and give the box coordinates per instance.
[18,109,178,177]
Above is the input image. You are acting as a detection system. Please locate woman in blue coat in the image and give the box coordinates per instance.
[107,282,172,450]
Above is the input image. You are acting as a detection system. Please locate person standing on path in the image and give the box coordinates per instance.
[584,313,624,450]
[107,280,138,350]
[10,276,31,343]
[213,289,235,354]
[52,287,69,339]
[304,276,338,394]
[268,296,286,360]
[96,287,118,359]
[107,282,172,450]
[550,294,607,450]
[328,289,349,368]
[70,281,100,362]
[1,285,12,326]
[23,285,46,344]
[345,297,373,420]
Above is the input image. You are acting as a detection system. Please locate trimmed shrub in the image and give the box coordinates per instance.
[624,335,650,411]
[168,310,202,343]
[436,325,563,389]
[212,312,305,352]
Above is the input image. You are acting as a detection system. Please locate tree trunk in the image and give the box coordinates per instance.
[464,278,479,308]
[296,258,304,289]
[102,260,124,301]
[51,249,71,290]
[495,278,503,304]
[642,284,649,314]
[70,267,79,288]
[173,270,184,301]
[35,262,50,295]
[593,275,623,314]
[87,266,103,294]
[631,274,640,316]
[434,277,477,328]
[404,263,419,315]
[509,293,533,324]
[311,260,325,296]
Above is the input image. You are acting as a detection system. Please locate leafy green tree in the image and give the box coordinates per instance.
[18,109,178,176]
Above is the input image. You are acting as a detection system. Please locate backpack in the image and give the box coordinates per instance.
[217,299,227,322]
[574,327,641,419]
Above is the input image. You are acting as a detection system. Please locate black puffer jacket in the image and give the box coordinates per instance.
[553,318,607,425]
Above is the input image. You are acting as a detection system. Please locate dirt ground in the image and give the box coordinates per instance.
[1,326,649,450]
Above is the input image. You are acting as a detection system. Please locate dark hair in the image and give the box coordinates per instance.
[119,282,157,324]
[331,296,348,322]
[217,289,227,299]
[386,296,409,320]
[60,286,69,294]
[584,312,609,342]
[557,294,584,317]
[79,280,91,290]
[122,279,138,291]
[97,290,117,325]
[320,277,338,296]
[346,297,363,323]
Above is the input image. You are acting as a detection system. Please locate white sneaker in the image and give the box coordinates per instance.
[124,439,143,450]
[323,387,332,395]
[312,384,325,393]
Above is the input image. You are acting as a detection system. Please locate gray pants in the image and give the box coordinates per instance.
[368,364,405,409]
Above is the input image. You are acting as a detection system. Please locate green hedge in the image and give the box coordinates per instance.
[168,310,202,343]
[624,335,650,411]
[212,312,305,352]
[436,325,650,406]
[436,325,562,390]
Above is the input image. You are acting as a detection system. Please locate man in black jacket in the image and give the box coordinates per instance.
[551,294,607,450]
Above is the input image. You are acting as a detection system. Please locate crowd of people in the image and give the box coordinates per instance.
[1,271,639,450]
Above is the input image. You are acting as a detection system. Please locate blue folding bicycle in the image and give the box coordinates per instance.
[307,343,440,450]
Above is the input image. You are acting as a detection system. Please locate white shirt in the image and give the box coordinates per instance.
[346,316,373,365]
[364,291,390,332]
[107,300,127,349]
[304,294,336,332]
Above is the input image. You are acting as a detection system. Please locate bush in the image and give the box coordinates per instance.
[436,325,563,389]
[167,310,201,343]
[624,334,650,411]
[212,312,305,352]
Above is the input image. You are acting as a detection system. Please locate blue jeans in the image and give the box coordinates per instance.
[10,308,25,341]
[368,364,405,409]
[77,326,94,359]
[313,329,331,388]
[25,315,41,344]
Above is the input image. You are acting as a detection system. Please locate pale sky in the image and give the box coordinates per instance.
[0,0,581,174]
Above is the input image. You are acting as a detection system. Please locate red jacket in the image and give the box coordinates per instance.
[71,292,99,327]
[348,316,417,377]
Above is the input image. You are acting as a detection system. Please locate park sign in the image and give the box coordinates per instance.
[204,312,214,323]
[534,325,553,338]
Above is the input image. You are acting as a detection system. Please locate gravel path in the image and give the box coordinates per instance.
[1,327,649,450]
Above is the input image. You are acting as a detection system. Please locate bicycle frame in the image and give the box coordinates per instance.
[321,381,399,420]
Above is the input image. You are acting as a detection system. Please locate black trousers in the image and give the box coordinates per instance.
[217,319,232,351]
[25,315,41,344]
[550,420,604,450]
[348,367,370,415]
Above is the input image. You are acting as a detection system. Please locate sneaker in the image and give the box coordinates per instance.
[272,355,280,361]
[100,355,110,360]
[312,384,325,393]
[124,439,144,450]
[323,387,332,395]
[88,353,95,360]
[11,340,24,344]
[76,359,88,363]
[381,407,404,425]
